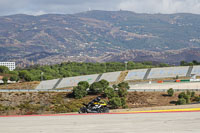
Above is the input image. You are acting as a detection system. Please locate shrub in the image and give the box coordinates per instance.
[118,82,130,90]
[73,85,88,99]
[176,98,186,105]
[99,79,109,90]
[2,77,8,84]
[167,88,174,96]
[108,97,122,109]
[78,81,89,89]
[118,88,128,98]
[104,87,117,99]
[178,92,187,99]
[191,92,195,98]
[194,96,200,102]
[121,97,128,108]
[89,82,103,94]
[186,90,191,96]
[185,95,191,104]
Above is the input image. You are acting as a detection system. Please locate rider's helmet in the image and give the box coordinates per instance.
[96,96,101,102]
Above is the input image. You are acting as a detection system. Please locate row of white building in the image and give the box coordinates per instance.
[0,62,16,71]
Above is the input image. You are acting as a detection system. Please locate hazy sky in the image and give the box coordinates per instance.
[1,0,200,16]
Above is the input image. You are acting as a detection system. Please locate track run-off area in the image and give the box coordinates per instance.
[1,108,200,133]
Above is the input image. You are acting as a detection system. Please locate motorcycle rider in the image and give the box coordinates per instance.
[88,96,101,109]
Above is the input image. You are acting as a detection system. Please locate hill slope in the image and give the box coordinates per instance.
[1,10,200,65]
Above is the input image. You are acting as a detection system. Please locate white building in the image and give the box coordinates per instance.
[0,62,16,71]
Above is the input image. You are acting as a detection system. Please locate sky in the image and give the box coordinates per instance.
[0,0,200,16]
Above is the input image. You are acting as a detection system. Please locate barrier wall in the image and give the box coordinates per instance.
[148,66,189,79]
[56,74,99,89]
[36,79,59,90]
[99,71,121,82]
[191,66,200,76]
[124,69,148,81]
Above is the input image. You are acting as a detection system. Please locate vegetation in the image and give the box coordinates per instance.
[180,60,200,66]
[176,98,186,105]
[0,61,170,82]
[2,77,8,84]
[73,85,88,99]
[176,90,199,105]
[0,66,9,73]
[167,88,174,97]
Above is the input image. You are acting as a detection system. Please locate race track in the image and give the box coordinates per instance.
[1,111,200,133]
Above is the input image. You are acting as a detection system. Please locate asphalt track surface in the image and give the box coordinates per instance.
[1,109,200,133]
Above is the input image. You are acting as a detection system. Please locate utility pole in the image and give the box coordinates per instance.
[41,72,44,81]
[125,61,128,71]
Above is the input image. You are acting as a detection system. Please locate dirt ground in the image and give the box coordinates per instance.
[0,81,39,89]
[127,92,179,108]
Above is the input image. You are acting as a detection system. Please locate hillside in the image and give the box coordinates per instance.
[1,10,200,65]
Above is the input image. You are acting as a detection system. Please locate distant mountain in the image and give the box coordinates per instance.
[1,10,200,66]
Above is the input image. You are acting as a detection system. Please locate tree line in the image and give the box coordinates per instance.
[0,61,169,82]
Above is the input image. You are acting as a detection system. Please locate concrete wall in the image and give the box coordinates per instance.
[99,71,121,82]
[148,66,189,79]
[124,69,148,81]
[56,74,99,89]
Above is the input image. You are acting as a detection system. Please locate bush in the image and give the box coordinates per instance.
[194,96,200,102]
[104,87,117,99]
[2,77,8,84]
[118,88,128,97]
[167,88,174,96]
[108,97,122,109]
[121,97,128,108]
[191,92,195,98]
[186,90,191,96]
[178,92,187,99]
[78,81,89,89]
[89,82,104,94]
[73,85,88,99]
[118,82,130,90]
[99,79,109,90]
[176,98,186,105]
[185,95,191,104]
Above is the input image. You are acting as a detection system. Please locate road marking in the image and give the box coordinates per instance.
[1,108,200,118]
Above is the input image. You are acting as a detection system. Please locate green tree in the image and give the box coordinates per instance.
[108,97,122,109]
[19,70,33,81]
[104,87,117,99]
[180,61,187,66]
[167,88,174,97]
[0,66,9,73]
[121,97,128,108]
[191,92,195,98]
[176,98,186,105]
[118,82,130,90]
[89,82,103,94]
[178,92,187,99]
[10,75,19,82]
[78,81,89,90]
[99,79,109,90]
[73,85,88,99]
[118,88,128,98]
[2,77,8,84]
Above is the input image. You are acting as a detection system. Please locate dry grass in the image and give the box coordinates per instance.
[0,81,40,90]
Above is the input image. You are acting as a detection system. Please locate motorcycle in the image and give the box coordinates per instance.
[79,101,109,113]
